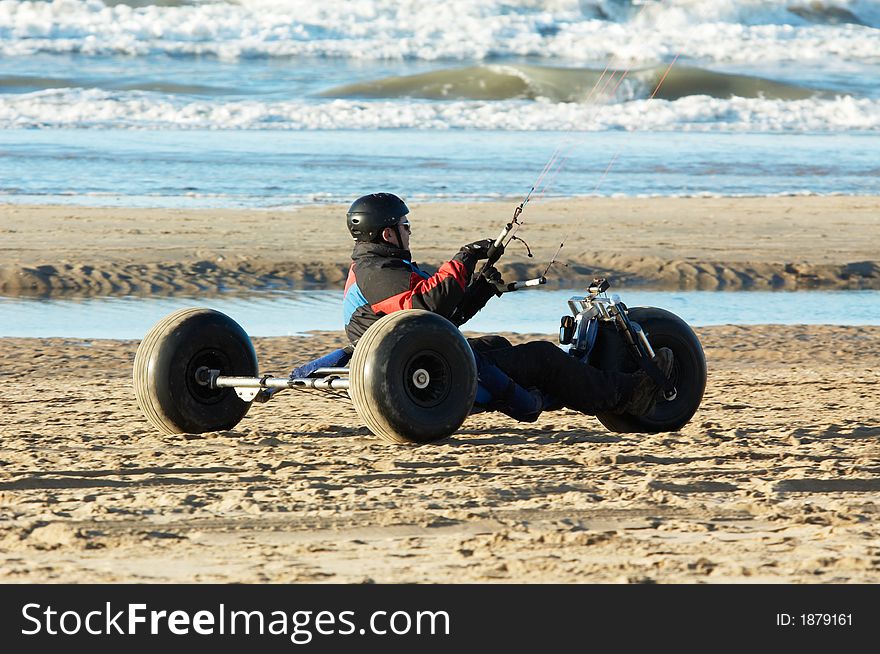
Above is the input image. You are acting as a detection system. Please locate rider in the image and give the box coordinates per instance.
[343,192,674,422]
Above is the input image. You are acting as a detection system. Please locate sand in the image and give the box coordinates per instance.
[1,326,878,583]
[1,197,878,583]
[1,196,879,295]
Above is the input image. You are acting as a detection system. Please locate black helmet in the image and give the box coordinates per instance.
[346,193,409,242]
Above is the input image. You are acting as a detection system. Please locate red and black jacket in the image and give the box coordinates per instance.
[343,241,479,344]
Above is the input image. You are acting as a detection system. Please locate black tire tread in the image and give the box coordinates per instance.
[133,307,255,435]
[349,311,413,444]
[133,308,203,435]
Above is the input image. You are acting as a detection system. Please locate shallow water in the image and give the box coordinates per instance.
[1,1,879,206]
[1,129,877,208]
[2,289,878,339]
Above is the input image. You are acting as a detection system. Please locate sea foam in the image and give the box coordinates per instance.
[2,88,877,131]
[0,0,878,62]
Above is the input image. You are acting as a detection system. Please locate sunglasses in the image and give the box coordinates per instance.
[399,221,412,234]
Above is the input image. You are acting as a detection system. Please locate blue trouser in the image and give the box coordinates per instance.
[469,336,545,422]
[473,350,545,422]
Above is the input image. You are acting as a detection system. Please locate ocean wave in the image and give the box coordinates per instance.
[0,0,877,62]
[603,0,880,27]
[2,88,877,131]
[320,64,827,102]
[0,74,232,95]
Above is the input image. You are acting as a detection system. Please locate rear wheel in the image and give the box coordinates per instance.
[133,308,258,435]
[349,310,477,444]
[591,307,706,433]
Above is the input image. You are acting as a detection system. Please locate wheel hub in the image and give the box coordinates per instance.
[185,349,230,404]
[403,351,450,408]
[412,368,430,389]
[194,366,212,386]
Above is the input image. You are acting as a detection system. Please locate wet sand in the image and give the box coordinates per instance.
[2,196,879,296]
[1,326,878,583]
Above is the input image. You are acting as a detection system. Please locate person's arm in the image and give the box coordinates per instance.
[449,266,504,327]
[369,241,495,319]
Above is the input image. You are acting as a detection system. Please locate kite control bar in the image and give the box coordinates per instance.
[497,276,546,293]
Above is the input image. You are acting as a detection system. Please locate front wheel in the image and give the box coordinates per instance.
[590,307,706,433]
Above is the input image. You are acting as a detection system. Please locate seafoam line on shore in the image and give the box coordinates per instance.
[2,91,878,132]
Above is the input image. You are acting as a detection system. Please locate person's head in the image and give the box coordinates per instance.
[346,193,411,250]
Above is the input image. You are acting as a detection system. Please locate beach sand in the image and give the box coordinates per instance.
[1,329,878,583]
[1,196,878,295]
[1,197,878,583]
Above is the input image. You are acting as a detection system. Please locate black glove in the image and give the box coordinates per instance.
[458,238,504,261]
[481,265,506,293]
[450,266,505,326]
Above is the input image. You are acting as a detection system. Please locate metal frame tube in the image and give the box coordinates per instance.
[215,375,350,390]
[311,368,350,376]
[632,323,656,359]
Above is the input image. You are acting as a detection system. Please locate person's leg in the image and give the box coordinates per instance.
[467,334,513,354]
[473,352,543,422]
[482,340,636,414]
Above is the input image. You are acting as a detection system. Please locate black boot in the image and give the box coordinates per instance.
[616,348,674,416]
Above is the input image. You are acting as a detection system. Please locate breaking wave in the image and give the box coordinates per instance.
[320,64,827,103]
[2,89,876,131]
[0,0,877,62]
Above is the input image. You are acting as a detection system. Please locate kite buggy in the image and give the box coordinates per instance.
[133,222,707,445]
